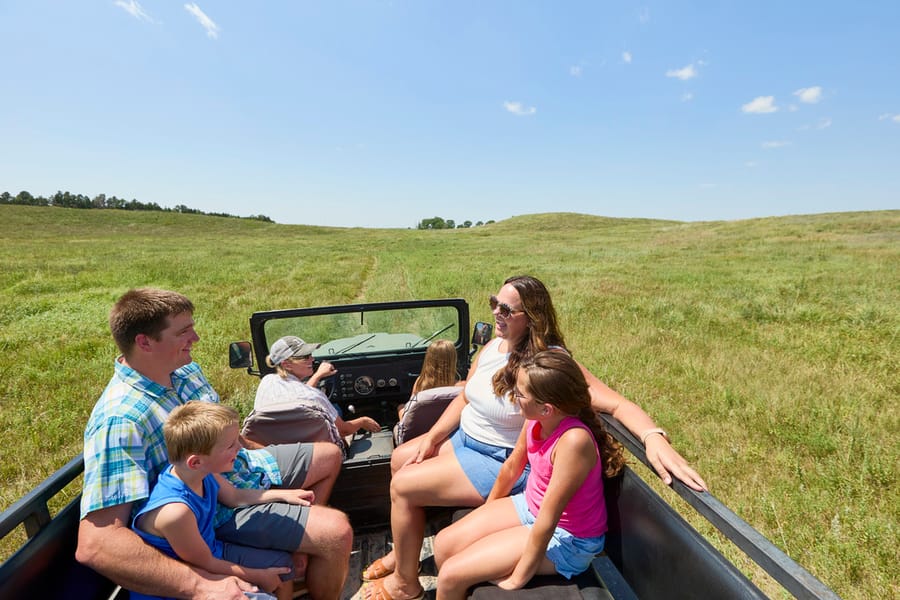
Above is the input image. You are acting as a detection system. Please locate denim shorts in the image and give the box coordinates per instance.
[450,428,529,499]
[511,493,605,579]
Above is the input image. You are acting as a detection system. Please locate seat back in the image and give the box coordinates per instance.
[241,402,344,448]
[393,385,461,444]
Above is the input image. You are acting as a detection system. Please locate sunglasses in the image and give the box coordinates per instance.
[489,295,525,318]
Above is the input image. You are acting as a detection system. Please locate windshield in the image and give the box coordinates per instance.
[262,304,461,357]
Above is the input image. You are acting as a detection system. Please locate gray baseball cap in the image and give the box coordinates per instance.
[267,336,320,366]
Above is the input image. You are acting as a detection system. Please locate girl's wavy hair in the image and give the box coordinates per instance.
[520,351,625,478]
[492,275,566,397]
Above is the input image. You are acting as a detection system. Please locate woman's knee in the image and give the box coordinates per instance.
[390,442,415,473]
[389,467,432,503]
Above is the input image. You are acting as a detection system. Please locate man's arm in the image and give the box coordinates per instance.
[76,503,253,600]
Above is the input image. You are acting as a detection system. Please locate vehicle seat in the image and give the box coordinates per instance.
[241,402,345,452]
[393,385,461,445]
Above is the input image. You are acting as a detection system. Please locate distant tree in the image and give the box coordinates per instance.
[417,216,447,230]
[0,192,10,204]
[460,220,472,228]
[15,190,43,206]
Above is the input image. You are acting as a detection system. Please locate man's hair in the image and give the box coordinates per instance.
[109,288,194,355]
[164,401,239,462]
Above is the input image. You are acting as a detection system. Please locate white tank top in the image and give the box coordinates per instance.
[460,337,523,447]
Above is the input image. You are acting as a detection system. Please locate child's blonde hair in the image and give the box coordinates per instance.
[413,339,458,395]
[164,401,239,462]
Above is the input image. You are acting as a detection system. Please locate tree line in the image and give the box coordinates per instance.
[0,190,274,223]
[415,216,494,229]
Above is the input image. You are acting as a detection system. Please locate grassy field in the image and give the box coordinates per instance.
[1,205,897,598]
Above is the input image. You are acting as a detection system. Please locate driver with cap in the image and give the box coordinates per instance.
[255,336,381,439]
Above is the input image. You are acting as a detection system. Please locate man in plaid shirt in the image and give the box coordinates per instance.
[76,288,352,600]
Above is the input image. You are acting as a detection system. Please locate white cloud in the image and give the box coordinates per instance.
[503,101,537,117]
[115,0,154,22]
[569,65,583,77]
[762,140,791,149]
[666,64,697,81]
[816,117,832,130]
[184,3,220,39]
[794,86,823,104]
[878,113,900,123]
[681,92,694,102]
[638,8,651,24]
[622,51,632,64]
[742,96,778,114]
[745,161,758,168]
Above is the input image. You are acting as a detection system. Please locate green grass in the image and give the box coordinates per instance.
[1,205,897,599]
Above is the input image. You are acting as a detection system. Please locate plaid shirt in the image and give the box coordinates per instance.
[81,359,281,527]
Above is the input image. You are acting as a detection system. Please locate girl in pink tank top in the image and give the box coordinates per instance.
[433,351,626,600]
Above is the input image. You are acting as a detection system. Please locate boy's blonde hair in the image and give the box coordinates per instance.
[164,401,239,462]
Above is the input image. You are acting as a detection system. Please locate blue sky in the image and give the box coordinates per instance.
[2,1,898,228]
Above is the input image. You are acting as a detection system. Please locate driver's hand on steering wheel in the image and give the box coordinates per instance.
[315,361,338,378]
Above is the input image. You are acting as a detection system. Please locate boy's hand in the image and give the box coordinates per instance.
[245,566,291,593]
[275,488,315,506]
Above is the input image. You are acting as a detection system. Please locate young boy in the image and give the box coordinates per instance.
[131,401,313,600]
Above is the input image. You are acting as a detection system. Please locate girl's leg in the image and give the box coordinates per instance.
[436,526,531,600]
[433,497,520,570]
[364,446,484,600]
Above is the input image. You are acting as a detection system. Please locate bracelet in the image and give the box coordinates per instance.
[640,428,669,446]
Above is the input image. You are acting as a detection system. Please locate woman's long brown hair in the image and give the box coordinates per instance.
[492,275,566,397]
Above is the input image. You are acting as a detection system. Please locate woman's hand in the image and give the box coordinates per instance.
[314,361,337,379]
[406,433,439,467]
[645,434,707,491]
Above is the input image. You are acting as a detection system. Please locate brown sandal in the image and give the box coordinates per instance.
[361,577,424,600]
[361,557,393,581]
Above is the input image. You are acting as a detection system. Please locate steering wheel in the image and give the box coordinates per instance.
[317,373,338,404]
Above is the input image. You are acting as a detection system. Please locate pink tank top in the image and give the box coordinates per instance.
[524,416,607,538]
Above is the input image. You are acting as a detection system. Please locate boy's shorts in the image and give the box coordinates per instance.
[216,442,313,552]
[222,541,294,581]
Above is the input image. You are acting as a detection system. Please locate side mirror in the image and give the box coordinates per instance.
[471,321,492,347]
[229,341,253,369]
